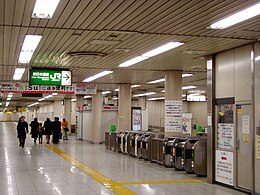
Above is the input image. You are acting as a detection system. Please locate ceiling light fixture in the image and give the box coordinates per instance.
[84,95,92,99]
[133,92,156,97]
[118,42,184,68]
[44,95,52,99]
[114,88,119,92]
[13,68,26,80]
[18,35,42,63]
[7,98,11,101]
[38,98,45,102]
[6,102,10,107]
[131,85,141,88]
[7,94,13,98]
[71,99,76,102]
[28,102,39,107]
[102,91,111,95]
[209,2,260,29]
[83,71,113,82]
[148,78,165,84]
[161,86,197,92]
[148,74,193,84]
[52,93,58,96]
[182,73,194,78]
[32,0,60,19]
[182,86,197,90]
[147,97,165,101]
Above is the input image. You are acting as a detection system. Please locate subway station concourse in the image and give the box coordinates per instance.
[0,0,260,195]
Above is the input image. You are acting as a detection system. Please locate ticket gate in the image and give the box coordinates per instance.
[142,134,155,161]
[172,138,187,168]
[129,133,137,156]
[115,132,123,152]
[121,132,128,153]
[174,138,188,170]
[125,132,132,155]
[163,137,176,167]
[105,132,109,149]
[134,133,143,157]
[184,138,199,173]
[137,134,146,158]
[194,139,207,176]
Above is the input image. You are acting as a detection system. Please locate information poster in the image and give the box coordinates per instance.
[132,109,142,131]
[242,115,250,135]
[218,123,234,149]
[181,113,192,134]
[256,136,260,160]
[215,150,234,186]
[165,100,182,132]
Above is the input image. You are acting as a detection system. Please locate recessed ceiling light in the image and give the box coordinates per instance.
[133,92,156,97]
[209,2,260,29]
[83,71,113,82]
[131,85,141,88]
[13,68,26,80]
[102,91,111,95]
[118,42,184,68]
[32,0,60,19]
[147,97,165,101]
[18,35,42,63]
[84,95,92,99]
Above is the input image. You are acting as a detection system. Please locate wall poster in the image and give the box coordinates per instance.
[165,100,182,132]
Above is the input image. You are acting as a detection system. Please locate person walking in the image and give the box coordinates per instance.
[17,116,28,148]
[52,117,61,144]
[30,118,39,143]
[61,118,69,140]
[37,123,43,144]
[43,118,52,144]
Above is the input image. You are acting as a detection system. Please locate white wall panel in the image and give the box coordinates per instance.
[234,45,252,102]
[216,50,235,98]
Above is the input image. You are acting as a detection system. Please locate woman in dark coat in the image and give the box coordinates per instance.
[17,116,28,148]
[43,118,52,144]
[30,118,39,143]
[52,117,61,144]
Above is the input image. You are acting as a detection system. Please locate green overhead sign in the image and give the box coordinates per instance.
[29,69,72,86]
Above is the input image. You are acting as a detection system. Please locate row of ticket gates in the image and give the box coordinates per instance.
[105,131,207,176]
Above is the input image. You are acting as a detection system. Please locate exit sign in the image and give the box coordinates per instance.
[29,69,72,86]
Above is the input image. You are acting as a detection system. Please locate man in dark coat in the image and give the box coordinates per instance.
[30,118,39,143]
[52,117,61,144]
[43,118,52,144]
[17,116,28,148]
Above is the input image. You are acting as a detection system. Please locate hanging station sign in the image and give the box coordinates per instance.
[75,83,97,94]
[29,69,72,86]
[0,83,74,94]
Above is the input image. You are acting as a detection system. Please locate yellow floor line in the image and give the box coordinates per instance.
[45,144,136,195]
[118,179,205,185]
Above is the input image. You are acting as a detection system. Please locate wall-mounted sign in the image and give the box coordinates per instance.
[75,83,96,94]
[29,69,72,86]
[165,100,182,132]
[0,83,74,94]
[181,113,192,134]
[215,150,234,186]
[217,123,234,149]
[256,136,260,160]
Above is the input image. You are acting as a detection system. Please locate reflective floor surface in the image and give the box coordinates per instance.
[0,122,246,195]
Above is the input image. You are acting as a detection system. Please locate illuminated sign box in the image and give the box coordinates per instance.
[29,69,72,86]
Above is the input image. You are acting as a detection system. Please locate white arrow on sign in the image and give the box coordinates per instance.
[61,71,71,86]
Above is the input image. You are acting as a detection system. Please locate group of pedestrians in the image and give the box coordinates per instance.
[17,116,69,148]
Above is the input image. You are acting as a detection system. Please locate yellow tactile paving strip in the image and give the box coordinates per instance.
[118,179,205,185]
[45,144,136,195]
[46,144,206,194]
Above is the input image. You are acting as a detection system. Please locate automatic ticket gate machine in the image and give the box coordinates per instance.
[141,134,155,161]
[163,137,176,167]
[194,139,207,176]
[174,138,188,170]
[183,138,199,173]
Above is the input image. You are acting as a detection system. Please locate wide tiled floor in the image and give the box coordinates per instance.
[0,122,246,195]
